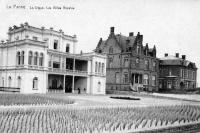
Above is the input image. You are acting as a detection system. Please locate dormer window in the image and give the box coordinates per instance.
[54,40,58,50]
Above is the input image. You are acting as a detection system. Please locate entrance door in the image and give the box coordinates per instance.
[52,79,57,89]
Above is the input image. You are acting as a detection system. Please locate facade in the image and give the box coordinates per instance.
[159,53,197,91]
[0,23,106,94]
[95,27,159,92]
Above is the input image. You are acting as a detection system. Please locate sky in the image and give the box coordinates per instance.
[0,0,200,86]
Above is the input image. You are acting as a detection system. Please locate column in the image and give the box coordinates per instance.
[63,75,65,93]
[51,55,53,69]
[73,58,75,71]
[72,75,75,93]
[46,73,49,93]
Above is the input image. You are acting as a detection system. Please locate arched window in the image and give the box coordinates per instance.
[66,44,70,53]
[17,76,21,88]
[98,62,101,73]
[16,51,21,65]
[34,52,38,65]
[39,53,44,66]
[28,51,33,65]
[95,62,98,73]
[109,47,113,53]
[8,76,12,87]
[33,77,38,90]
[21,51,25,65]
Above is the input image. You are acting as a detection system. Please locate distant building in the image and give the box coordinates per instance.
[95,27,159,92]
[0,23,106,94]
[159,53,197,90]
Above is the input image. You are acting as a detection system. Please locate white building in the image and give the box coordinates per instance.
[0,23,106,94]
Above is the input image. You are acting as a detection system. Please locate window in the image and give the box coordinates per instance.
[66,44,70,53]
[17,76,21,88]
[115,72,120,83]
[123,73,129,83]
[16,51,21,65]
[95,62,98,73]
[102,63,105,74]
[2,78,4,87]
[124,58,129,67]
[8,76,12,87]
[167,80,172,89]
[143,74,149,85]
[1,77,4,87]
[32,36,38,41]
[54,40,58,49]
[98,81,101,92]
[34,52,38,65]
[109,47,113,53]
[98,62,101,73]
[33,77,38,90]
[152,75,156,86]
[28,51,33,65]
[181,69,184,78]
[39,53,44,66]
[169,69,172,76]
[153,61,156,71]
[145,60,149,70]
[21,51,24,65]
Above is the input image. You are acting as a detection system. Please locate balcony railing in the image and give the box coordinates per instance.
[48,68,88,76]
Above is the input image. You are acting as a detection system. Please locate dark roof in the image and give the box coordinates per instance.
[159,55,197,69]
[115,34,136,51]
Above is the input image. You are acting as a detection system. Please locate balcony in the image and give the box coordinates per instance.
[48,68,88,76]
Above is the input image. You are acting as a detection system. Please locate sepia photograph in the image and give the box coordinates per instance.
[0,0,200,132]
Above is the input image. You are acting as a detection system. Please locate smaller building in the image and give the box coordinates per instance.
[159,53,197,91]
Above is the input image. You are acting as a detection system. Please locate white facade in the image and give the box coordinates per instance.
[0,23,106,94]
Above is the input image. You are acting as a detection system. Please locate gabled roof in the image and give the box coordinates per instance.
[115,34,136,51]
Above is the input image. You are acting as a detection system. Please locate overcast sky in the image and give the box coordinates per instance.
[0,0,200,86]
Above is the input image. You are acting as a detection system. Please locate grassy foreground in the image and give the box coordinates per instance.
[0,105,200,133]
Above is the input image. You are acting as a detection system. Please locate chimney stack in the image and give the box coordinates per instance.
[110,27,115,33]
[164,53,168,57]
[175,53,179,58]
[182,55,186,60]
[129,32,134,37]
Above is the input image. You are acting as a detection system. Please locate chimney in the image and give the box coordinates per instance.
[129,32,134,37]
[164,53,168,57]
[182,55,186,60]
[110,27,114,33]
[175,53,179,58]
